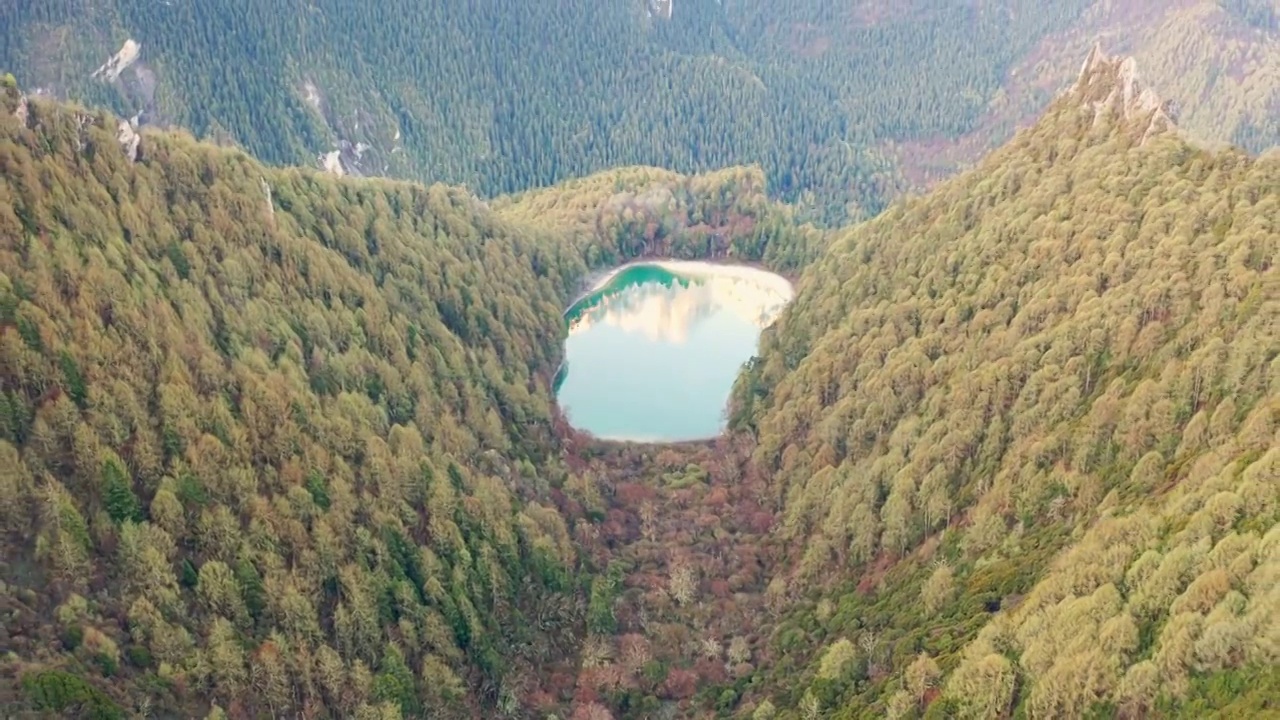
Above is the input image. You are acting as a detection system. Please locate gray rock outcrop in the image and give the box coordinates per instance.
[1071,44,1178,144]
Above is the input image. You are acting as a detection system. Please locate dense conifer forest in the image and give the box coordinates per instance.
[0,75,819,717]
[6,1,1278,222]
[0,6,1277,720]
[732,56,1278,718]
[0,0,1107,225]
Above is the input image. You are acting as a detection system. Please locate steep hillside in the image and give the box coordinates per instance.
[894,0,1280,185]
[0,78,595,718]
[1,39,1277,720]
[9,2,1277,224]
[0,78,748,718]
[0,73,833,719]
[730,47,1278,718]
[0,0,1102,225]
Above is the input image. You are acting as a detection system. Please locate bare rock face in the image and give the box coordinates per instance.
[261,177,275,220]
[93,39,143,83]
[320,150,345,176]
[1070,43,1177,144]
[117,117,141,162]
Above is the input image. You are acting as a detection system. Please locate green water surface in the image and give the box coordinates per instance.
[555,262,791,441]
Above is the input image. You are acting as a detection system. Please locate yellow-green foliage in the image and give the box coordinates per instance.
[0,86,826,719]
[494,163,828,271]
[0,92,599,717]
[1,49,1276,720]
[746,93,1276,572]
[737,79,1278,717]
[1131,2,1280,152]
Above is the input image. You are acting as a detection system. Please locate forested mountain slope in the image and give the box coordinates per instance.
[0,73,826,718]
[731,48,1279,718]
[0,78,592,718]
[0,79,712,718]
[492,165,827,273]
[8,1,1279,224]
[893,0,1280,184]
[0,0,1105,224]
[1,37,1277,720]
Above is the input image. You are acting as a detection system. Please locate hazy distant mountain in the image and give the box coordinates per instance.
[0,0,1100,224]
[892,0,1280,185]
[7,2,1277,222]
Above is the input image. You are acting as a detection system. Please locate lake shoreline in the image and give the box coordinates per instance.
[565,256,796,313]
[555,258,793,443]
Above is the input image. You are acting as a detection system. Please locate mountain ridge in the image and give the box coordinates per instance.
[1071,42,1178,141]
[0,0,1155,225]
[727,45,1276,719]
[0,41,1277,720]
[889,0,1280,187]
[0,76,826,718]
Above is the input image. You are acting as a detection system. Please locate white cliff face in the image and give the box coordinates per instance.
[1072,43,1177,143]
[302,81,323,113]
[93,39,142,83]
[298,79,389,176]
[117,117,141,162]
[261,177,275,220]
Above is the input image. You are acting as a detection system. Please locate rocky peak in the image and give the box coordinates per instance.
[1069,43,1177,143]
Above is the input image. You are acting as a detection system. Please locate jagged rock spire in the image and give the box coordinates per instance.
[1077,42,1107,83]
[117,118,141,162]
[1070,43,1177,144]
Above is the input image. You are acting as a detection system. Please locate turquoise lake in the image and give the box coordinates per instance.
[555,261,793,442]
